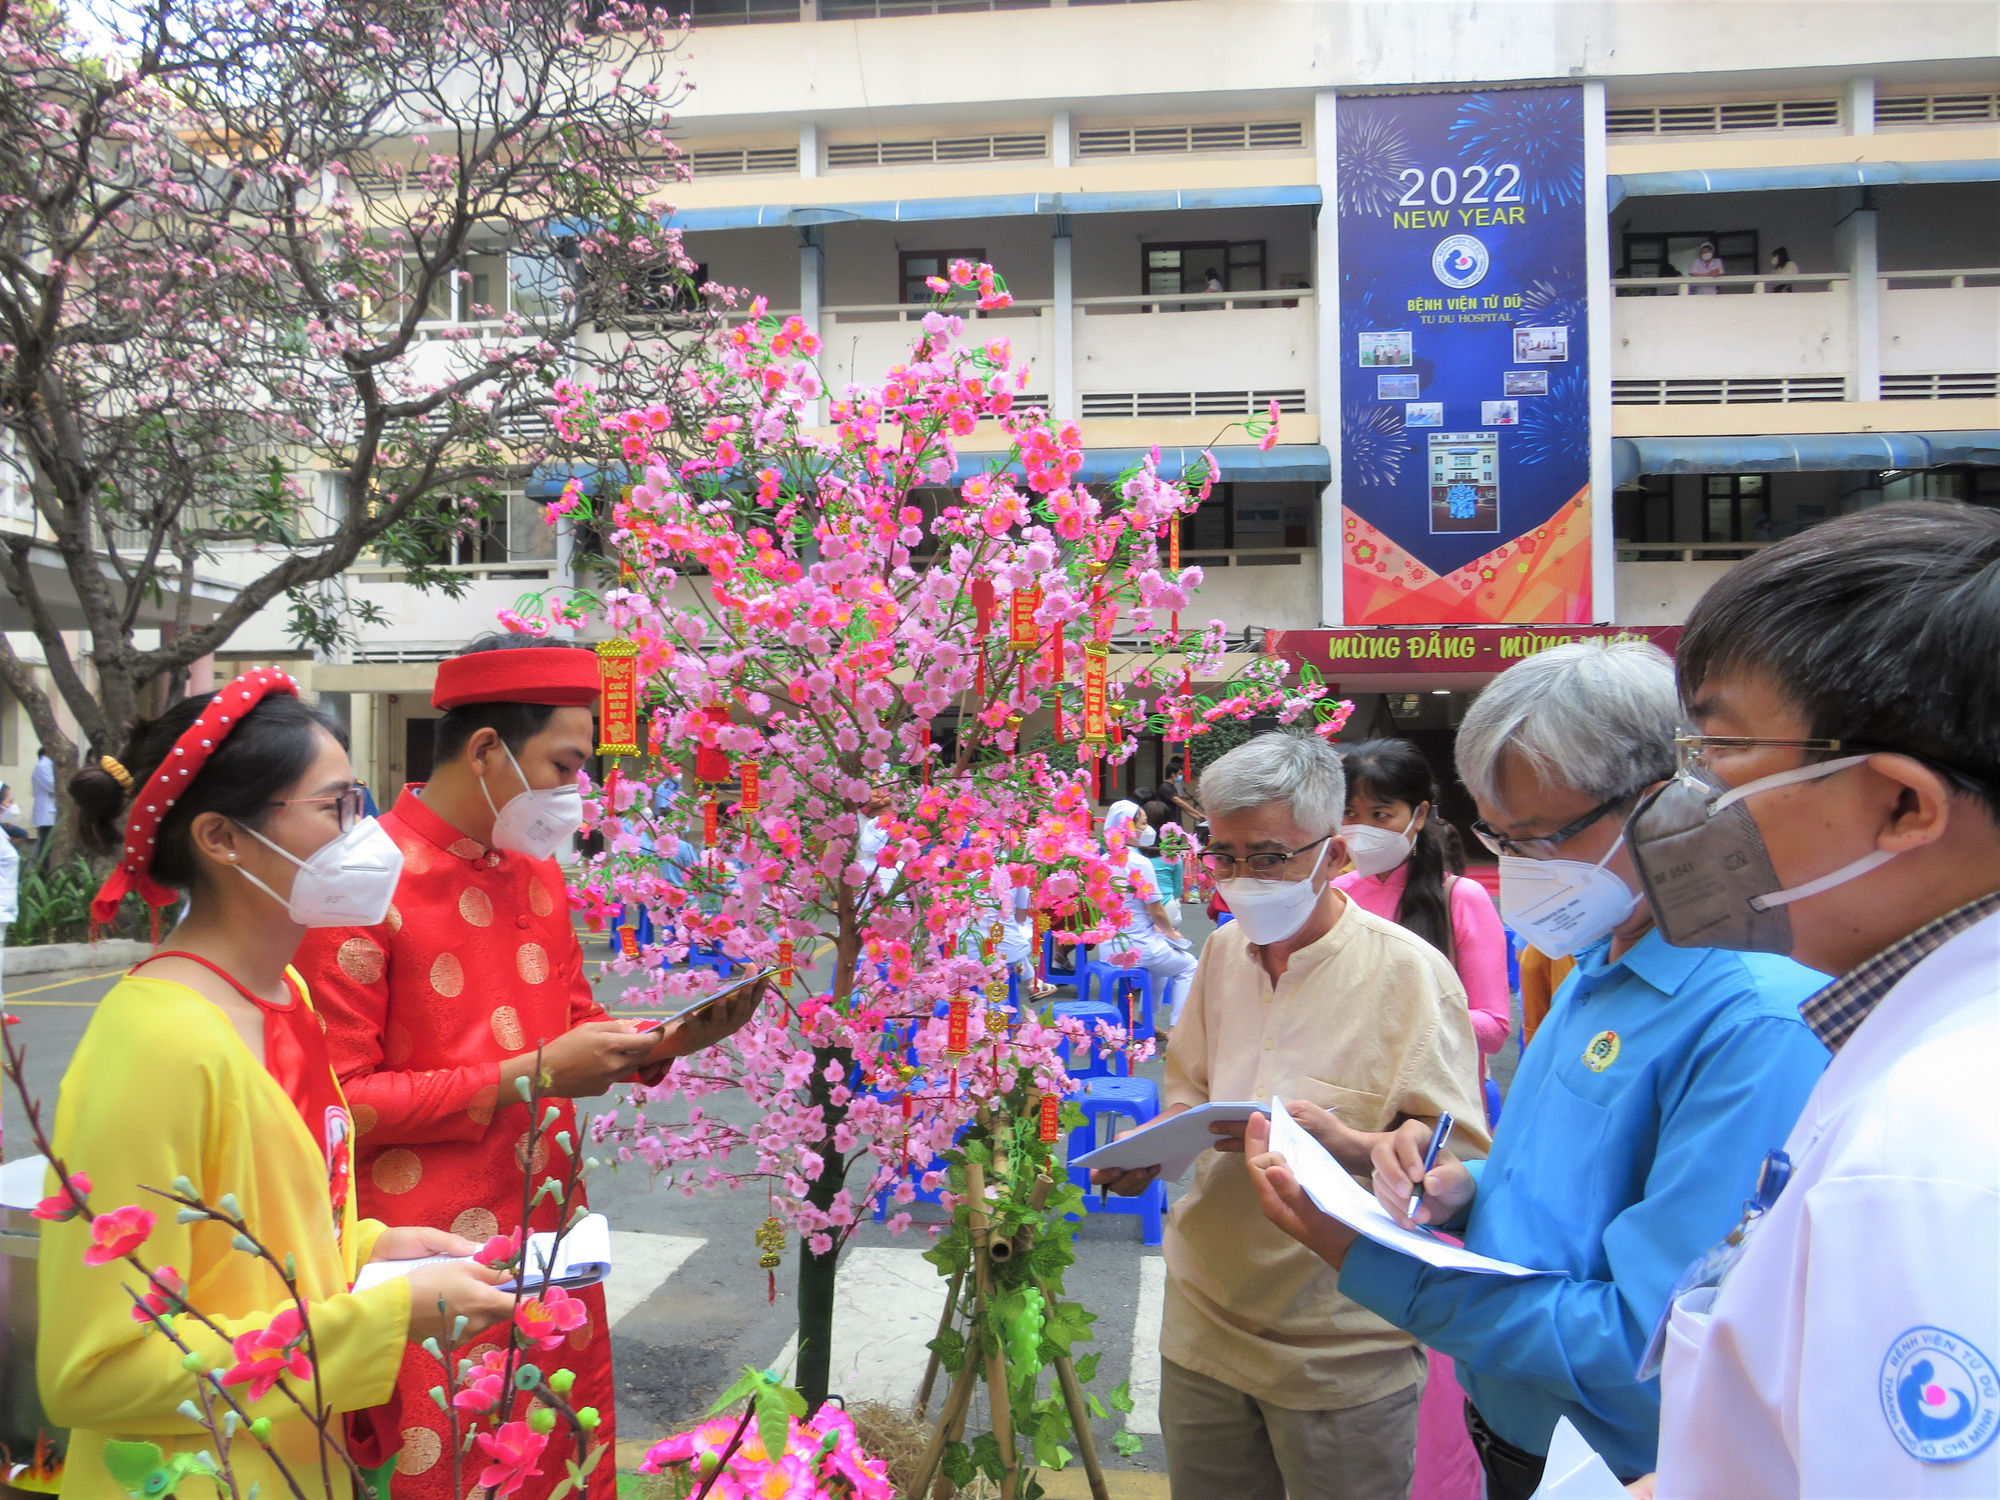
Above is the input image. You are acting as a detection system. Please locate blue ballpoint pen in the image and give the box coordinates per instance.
[1407,1112,1455,1223]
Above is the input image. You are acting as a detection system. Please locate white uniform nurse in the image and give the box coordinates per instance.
[1099,800,1198,1028]
[1626,499,2000,1500]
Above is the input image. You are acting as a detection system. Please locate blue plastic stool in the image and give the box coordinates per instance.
[1065,1075,1165,1246]
[1040,931,1088,996]
[687,946,736,980]
[1081,960,1156,1045]
[1214,911,1234,928]
[1484,1076,1503,1128]
[1049,999,1120,1079]
[1504,924,1523,996]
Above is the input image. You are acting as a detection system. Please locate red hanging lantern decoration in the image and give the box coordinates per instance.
[702,796,719,847]
[1039,1093,1060,1143]
[618,926,639,959]
[739,760,760,812]
[947,999,970,1055]
[594,639,641,756]
[1081,644,1109,743]
[1169,514,1182,642]
[921,723,932,789]
[1008,587,1041,653]
[694,704,732,783]
[778,939,795,986]
[971,576,996,638]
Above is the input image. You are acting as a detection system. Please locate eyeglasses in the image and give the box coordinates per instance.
[267,786,366,833]
[1674,733,1849,777]
[1196,833,1332,878]
[1472,794,1631,860]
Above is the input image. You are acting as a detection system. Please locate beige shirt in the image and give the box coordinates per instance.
[1160,895,1491,1411]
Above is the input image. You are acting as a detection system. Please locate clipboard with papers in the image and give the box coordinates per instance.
[1068,1101,1270,1183]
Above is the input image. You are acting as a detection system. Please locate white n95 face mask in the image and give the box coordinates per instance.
[238,817,404,927]
[1499,833,1641,960]
[1138,825,1158,848]
[1216,839,1332,945]
[1341,814,1416,878]
[483,742,584,860]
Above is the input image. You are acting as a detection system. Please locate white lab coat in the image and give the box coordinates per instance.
[1656,910,2000,1500]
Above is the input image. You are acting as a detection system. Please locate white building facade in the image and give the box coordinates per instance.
[174,0,1999,805]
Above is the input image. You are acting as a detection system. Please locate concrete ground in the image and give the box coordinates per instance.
[1,907,1523,1494]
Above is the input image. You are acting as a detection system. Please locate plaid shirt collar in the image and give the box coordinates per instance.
[1800,889,2000,1052]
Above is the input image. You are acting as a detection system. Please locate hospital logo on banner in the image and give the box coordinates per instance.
[1431,234,1490,290]
[1880,1326,2000,1464]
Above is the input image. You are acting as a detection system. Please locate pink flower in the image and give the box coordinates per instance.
[452,1372,505,1415]
[130,1265,185,1323]
[82,1205,154,1266]
[31,1172,89,1222]
[473,1230,521,1268]
[221,1308,311,1401]
[512,1285,589,1350]
[473,1421,548,1498]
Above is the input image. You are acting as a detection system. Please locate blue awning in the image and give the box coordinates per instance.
[527,442,1330,499]
[1607,158,2000,208]
[1614,431,2000,486]
[668,183,1321,233]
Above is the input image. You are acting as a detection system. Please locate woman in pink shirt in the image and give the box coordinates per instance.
[1333,738,1510,1500]
[1333,740,1511,1063]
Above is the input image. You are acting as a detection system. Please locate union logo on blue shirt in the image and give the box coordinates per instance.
[1880,1326,2000,1464]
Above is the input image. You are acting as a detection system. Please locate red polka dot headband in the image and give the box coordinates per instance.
[90,667,300,928]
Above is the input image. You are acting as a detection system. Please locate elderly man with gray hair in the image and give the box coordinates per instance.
[1094,731,1488,1500]
[1243,641,1830,1499]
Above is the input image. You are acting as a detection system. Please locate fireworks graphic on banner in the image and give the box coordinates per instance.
[1517,275,1588,338]
[1343,402,1406,488]
[1448,91,1586,212]
[1518,369,1591,467]
[1337,109,1420,218]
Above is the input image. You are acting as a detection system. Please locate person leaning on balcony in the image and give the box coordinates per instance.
[1768,246,1799,289]
[1239,641,1830,1500]
[1093,732,1488,1500]
[1687,242,1725,292]
[41,672,514,1500]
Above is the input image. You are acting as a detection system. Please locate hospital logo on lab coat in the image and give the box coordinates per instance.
[1880,1326,2000,1464]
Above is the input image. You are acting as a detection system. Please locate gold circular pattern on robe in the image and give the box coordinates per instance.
[528,879,555,918]
[371,1148,422,1195]
[386,902,404,934]
[516,942,550,985]
[430,951,465,998]
[467,1082,500,1126]
[514,1131,550,1176]
[336,936,386,986]
[449,837,486,861]
[398,1426,442,1476]
[458,887,494,928]
[490,1006,526,1052]
[397,840,432,875]
[385,1024,413,1066]
[450,1207,499,1242]
[352,1103,379,1138]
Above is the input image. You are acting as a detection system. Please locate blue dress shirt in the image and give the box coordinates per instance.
[1340,928,1830,1480]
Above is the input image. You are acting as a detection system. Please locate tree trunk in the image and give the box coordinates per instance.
[796,1040,855,1410]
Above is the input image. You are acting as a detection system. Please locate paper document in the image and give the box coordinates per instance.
[1069,1101,1270,1183]
[353,1213,613,1294]
[1266,1099,1543,1277]
[1529,1418,1630,1498]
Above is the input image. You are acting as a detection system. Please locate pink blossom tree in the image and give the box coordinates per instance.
[530,261,1340,1425]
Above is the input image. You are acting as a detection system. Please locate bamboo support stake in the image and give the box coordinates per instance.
[1031,1265,1109,1499]
[908,1356,979,1499]
[914,1265,965,1417]
[964,1161,1021,1500]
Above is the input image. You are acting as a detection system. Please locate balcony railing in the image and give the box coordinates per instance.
[1614,272,1847,296]
[1616,542,1777,561]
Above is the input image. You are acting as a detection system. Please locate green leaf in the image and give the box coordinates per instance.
[1073,1351,1101,1385]
[753,1388,791,1475]
[101,1441,164,1491]
[702,1368,760,1419]
[928,1325,966,1376]
[941,1440,974,1489]
[1112,1430,1144,1458]
[969,1430,1004,1483]
[1086,1394,1107,1420]
[1109,1378,1135,1415]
